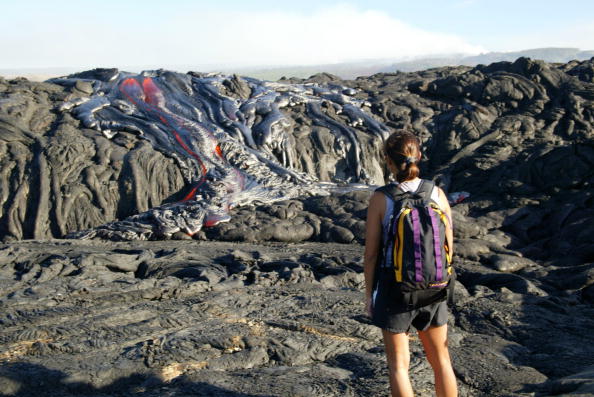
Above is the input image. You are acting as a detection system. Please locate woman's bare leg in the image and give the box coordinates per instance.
[382,329,414,397]
[417,324,457,397]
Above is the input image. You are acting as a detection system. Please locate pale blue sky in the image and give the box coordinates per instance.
[2,0,593,70]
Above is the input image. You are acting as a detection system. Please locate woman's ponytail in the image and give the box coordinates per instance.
[384,131,421,183]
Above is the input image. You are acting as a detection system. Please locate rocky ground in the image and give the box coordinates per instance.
[1,57,594,396]
[1,192,594,396]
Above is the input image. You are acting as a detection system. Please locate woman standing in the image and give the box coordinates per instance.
[364,131,457,397]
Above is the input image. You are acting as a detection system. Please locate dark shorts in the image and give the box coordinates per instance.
[371,268,449,334]
[372,299,448,334]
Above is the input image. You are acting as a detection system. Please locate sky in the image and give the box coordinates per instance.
[2,0,594,71]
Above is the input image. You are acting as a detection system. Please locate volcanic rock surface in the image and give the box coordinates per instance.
[1,57,594,396]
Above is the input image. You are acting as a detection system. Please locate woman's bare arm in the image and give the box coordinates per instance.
[364,192,385,302]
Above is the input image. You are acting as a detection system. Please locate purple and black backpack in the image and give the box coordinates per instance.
[376,179,455,309]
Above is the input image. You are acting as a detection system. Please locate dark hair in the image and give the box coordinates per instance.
[384,131,421,183]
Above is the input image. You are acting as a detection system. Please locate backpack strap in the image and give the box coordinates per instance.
[415,179,435,201]
[376,180,436,202]
[375,183,406,201]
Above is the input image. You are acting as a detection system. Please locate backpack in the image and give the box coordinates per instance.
[376,179,455,310]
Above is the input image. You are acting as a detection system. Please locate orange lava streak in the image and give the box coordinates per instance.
[142,77,164,107]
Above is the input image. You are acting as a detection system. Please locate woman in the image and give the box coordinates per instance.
[364,131,457,397]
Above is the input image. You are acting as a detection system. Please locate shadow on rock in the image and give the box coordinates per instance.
[0,362,272,397]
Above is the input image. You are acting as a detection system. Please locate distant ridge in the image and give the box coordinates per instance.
[386,47,594,73]
[2,47,593,82]
[225,47,594,80]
